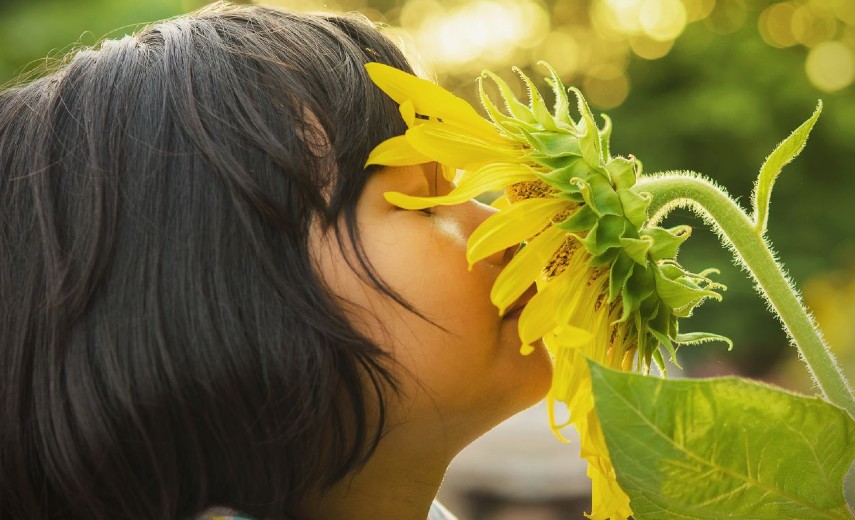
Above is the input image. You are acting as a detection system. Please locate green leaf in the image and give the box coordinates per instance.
[589,363,855,520]
[751,101,822,235]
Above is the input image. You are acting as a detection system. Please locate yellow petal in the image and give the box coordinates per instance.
[518,287,558,346]
[490,195,509,210]
[551,344,590,407]
[365,135,431,166]
[440,164,457,182]
[406,124,524,169]
[399,99,416,128]
[467,197,569,267]
[383,163,537,210]
[365,62,501,142]
[554,323,593,349]
[489,224,566,312]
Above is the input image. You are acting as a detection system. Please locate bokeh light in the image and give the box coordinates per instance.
[639,0,687,41]
[583,63,630,108]
[533,30,582,77]
[759,2,799,48]
[791,2,838,47]
[403,0,549,71]
[806,40,855,91]
[704,0,747,35]
[593,0,687,43]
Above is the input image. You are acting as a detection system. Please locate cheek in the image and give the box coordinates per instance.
[363,218,497,328]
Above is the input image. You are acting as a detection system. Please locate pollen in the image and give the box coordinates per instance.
[544,238,577,278]
[505,179,556,203]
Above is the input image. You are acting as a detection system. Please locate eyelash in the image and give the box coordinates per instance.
[418,207,435,216]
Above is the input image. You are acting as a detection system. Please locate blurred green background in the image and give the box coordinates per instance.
[2,0,854,394]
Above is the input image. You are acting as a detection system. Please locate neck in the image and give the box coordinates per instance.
[294,383,505,520]
[296,429,452,520]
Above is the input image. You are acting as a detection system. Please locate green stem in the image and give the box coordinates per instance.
[633,172,855,418]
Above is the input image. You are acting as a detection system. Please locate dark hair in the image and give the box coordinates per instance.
[0,4,416,518]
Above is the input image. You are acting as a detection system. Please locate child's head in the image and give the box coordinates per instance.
[0,4,550,518]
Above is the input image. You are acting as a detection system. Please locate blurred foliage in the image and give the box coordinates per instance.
[1,0,853,390]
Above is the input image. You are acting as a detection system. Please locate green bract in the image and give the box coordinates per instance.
[479,63,729,372]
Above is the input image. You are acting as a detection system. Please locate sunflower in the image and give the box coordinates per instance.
[365,62,728,520]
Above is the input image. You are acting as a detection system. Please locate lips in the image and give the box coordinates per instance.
[502,282,538,318]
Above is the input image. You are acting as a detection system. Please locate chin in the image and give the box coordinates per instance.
[500,340,554,418]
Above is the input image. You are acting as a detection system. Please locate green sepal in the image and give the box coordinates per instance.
[520,128,581,158]
[619,236,653,265]
[589,363,855,520]
[481,70,536,123]
[605,156,636,190]
[642,225,691,261]
[649,299,677,339]
[659,262,723,298]
[554,204,597,232]
[675,331,734,351]
[528,152,585,171]
[569,86,603,168]
[617,188,651,229]
[515,66,558,131]
[640,294,662,326]
[619,264,655,323]
[609,251,635,303]
[578,174,623,217]
[653,264,720,314]
[538,60,572,128]
[478,76,535,138]
[590,246,620,266]
[578,214,626,256]
[535,159,590,193]
[649,343,666,375]
[649,327,682,369]
[599,113,613,162]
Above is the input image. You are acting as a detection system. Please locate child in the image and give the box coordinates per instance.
[0,4,552,519]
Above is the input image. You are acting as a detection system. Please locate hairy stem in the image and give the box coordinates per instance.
[634,172,855,418]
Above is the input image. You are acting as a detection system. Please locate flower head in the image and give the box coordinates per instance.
[365,62,728,520]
